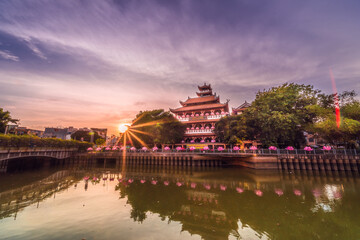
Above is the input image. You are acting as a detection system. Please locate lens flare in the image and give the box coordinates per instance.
[118,124,130,133]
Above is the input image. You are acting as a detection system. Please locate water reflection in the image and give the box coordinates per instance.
[0,162,359,240]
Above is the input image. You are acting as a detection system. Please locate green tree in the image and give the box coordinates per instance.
[242,83,319,148]
[131,109,186,146]
[0,108,18,133]
[311,91,360,148]
[71,130,102,143]
[95,138,106,146]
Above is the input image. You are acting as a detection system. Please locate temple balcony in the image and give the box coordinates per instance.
[185,129,214,134]
[177,114,227,122]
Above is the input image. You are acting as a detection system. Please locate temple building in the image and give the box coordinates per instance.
[170,83,229,144]
[232,101,251,115]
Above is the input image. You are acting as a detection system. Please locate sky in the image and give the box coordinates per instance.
[0,0,359,135]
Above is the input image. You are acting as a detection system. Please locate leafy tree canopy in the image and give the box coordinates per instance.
[131,109,186,147]
[215,83,360,148]
[0,108,18,133]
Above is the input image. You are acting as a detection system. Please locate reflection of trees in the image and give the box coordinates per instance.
[115,169,360,240]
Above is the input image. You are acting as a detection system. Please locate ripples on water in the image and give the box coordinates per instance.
[0,158,359,240]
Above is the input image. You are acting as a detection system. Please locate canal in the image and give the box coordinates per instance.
[0,157,359,240]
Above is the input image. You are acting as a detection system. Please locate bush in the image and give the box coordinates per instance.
[0,134,92,151]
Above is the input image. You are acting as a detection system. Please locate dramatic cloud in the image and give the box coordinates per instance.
[0,0,359,134]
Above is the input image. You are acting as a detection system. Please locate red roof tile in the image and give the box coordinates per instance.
[181,95,218,105]
[170,103,228,112]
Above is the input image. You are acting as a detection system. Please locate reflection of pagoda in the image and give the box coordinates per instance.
[170,83,229,144]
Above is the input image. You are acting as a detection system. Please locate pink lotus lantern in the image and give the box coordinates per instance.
[142,147,148,151]
[191,127,195,130]
[140,180,146,184]
[189,146,196,151]
[118,178,123,182]
[83,176,90,181]
[304,146,313,151]
[190,140,195,143]
[211,112,215,115]
[225,112,229,115]
[275,189,283,196]
[201,127,204,130]
[236,187,244,193]
[130,147,136,151]
[312,189,321,197]
[204,184,211,190]
[87,147,93,151]
[105,147,111,151]
[164,146,170,151]
[195,114,199,117]
[233,146,240,151]
[254,189,263,197]
[268,146,277,151]
[186,127,190,130]
[294,189,302,196]
[286,146,294,151]
[333,191,342,199]
[112,146,118,150]
[191,182,197,188]
[93,177,98,181]
[249,146,257,150]
[211,126,215,129]
[221,111,225,115]
[196,127,199,130]
[151,180,157,185]
[176,182,183,187]
[200,139,205,143]
[211,139,216,143]
[181,140,185,143]
[216,112,219,115]
[120,146,125,151]
[203,146,209,151]
[217,147,224,151]
[191,114,194,117]
[164,181,169,186]
[220,185,227,191]
[322,146,331,151]
[128,179,133,183]
[96,147,102,151]
[205,113,209,116]
[176,146,182,151]
[206,126,210,129]
[152,146,158,151]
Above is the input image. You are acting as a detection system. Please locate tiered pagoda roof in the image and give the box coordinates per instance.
[170,83,229,113]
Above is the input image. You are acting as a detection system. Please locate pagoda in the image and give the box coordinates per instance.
[170,83,229,144]
[232,101,251,115]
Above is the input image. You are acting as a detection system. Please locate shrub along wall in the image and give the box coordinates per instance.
[0,134,92,152]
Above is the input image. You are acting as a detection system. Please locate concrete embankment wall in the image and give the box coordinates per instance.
[232,154,360,173]
[78,152,360,173]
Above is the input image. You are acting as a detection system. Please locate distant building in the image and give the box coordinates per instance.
[232,101,251,115]
[10,126,44,137]
[304,132,325,147]
[170,83,230,143]
[91,128,107,139]
[43,128,71,140]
